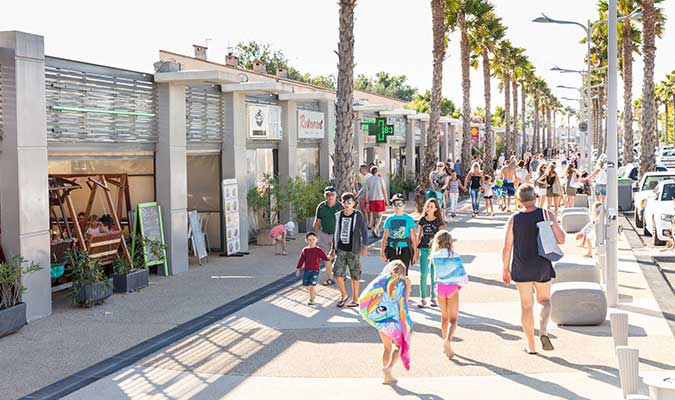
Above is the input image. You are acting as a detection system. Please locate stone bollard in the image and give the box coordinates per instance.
[610,312,629,347]
[616,346,641,398]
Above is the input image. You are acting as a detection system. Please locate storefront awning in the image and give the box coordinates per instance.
[278,92,335,101]
[221,81,295,94]
[407,113,430,121]
[380,109,417,116]
[353,104,394,112]
[154,69,243,84]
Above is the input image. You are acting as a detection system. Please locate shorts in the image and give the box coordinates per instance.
[595,184,607,196]
[302,269,320,286]
[384,246,413,274]
[483,195,493,199]
[335,249,362,280]
[317,231,333,254]
[436,283,461,298]
[369,199,386,213]
[503,181,515,196]
[535,186,547,197]
[271,234,284,241]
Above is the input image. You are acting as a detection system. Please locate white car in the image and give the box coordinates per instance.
[635,171,675,229]
[643,180,675,245]
[657,149,675,169]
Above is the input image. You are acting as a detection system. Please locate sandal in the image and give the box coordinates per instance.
[430,299,438,307]
[523,347,538,355]
[346,302,359,308]
[540,335,554,351]
[321,279,334,286]
[337,298,347,308]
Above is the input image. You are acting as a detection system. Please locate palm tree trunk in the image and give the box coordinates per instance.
[546,104,552,154]
[640,0,657,176]
[553,110,557,152]
[482,48,494,175]
[521,82,527,153]
[423,0,447,189]
[459,12,472,176]
[665,102,669,146]
[504,73,511,155]
[334,0,357,195]
[622,19,635,163]
[534,94,540,152]
[512,79,519,156]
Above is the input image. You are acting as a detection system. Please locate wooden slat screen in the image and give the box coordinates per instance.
[45,57,158,143]
[186,85,224,144]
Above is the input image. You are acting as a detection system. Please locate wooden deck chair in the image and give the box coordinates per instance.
[87,232,123,265]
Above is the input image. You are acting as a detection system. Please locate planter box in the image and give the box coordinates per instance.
[256,228,274,246]
[0,302,26,338]
[298,218,314,234]
[73,278,113,307]
[113,269,149,293]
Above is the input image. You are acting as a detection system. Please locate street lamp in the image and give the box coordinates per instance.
[534,2,629,307]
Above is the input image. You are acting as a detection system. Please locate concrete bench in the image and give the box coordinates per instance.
[551,281,607,326]
[560,207,589,216]
[553,261,601,283]
[560,212,590,233]
[573,194,590,208]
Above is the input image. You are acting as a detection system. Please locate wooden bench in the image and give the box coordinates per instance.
[87,232,124,265]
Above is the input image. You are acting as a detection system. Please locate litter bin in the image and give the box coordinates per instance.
[618,178,633,211]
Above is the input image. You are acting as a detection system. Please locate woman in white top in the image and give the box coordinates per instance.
[587,160,607,203]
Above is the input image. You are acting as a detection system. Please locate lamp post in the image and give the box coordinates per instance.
[605,0,619,307]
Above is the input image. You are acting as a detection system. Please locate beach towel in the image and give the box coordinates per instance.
[359,272,413,370]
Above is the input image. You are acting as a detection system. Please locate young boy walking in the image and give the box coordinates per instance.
[381,193,418,274]
[296,232,330,305]
[331,192,369,308]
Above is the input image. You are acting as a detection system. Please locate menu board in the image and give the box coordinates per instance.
[132,202,168,275]
[188,210,208,264]
[222,179,241,255]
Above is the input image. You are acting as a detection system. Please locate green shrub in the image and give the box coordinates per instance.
[0,256,41,310]
[288,177,331,222]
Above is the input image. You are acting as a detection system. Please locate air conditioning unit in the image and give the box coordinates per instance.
[248,104,282,140]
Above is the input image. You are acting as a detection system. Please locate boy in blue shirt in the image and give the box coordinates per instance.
[380,193,418,275]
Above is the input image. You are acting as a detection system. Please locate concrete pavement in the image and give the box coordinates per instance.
[58,201,675,399]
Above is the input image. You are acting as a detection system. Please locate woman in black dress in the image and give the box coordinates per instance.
[502,184,565,354]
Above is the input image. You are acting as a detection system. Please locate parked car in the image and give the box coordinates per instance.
[643,180,675,245]
[634,170,675,229]
[657,149,675,169]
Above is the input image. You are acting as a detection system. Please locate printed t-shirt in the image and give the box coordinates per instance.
[384,214,416,248]
[337,211,354,251]
[417,217,442,248]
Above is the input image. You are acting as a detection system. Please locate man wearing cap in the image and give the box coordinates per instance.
[364,166,388,237]
[312,186,343,286]
[381,193,418,274]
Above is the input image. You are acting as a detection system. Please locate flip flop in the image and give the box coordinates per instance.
[337,298,347,308]
[540,335,554,351]
[523,347,538,355]
[346,302,359,308]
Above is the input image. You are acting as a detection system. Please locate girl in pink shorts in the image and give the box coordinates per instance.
[430,230,468,359]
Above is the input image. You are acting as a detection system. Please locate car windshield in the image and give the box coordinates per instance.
[643,176,675,191]
[661,185,675,201]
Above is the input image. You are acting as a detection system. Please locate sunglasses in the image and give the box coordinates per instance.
[393,201,404,207]
[343,200,354,205]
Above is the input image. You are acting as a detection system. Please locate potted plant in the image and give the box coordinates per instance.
[111,235,158,293]
[288,177,330,233]
[0,256,40,337]
[247,174,291,245]
[67,249,113,307]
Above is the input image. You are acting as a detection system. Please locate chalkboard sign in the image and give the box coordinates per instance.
[132,202,168,275]
[188,210,208,264]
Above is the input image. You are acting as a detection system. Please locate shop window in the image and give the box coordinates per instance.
[296,148,320,182]
[187,155,222,251]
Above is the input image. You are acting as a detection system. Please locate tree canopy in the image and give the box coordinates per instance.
[354,72,417,101]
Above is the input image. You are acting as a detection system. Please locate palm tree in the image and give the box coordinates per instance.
[511,52,529,156]
[639,0,657,176]
[470,10,506,174]
[450,0,492,176]
[334,0,357,195]
[520,63,536,152]
[421,0,452,189]
[530,77,546,152]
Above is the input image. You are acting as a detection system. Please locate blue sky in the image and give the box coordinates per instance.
[4,0,675,114]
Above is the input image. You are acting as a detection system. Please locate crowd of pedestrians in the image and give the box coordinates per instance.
[290,145,610,384]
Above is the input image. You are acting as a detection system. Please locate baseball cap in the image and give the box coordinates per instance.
[390,193,405,203]
[324,186,336,194]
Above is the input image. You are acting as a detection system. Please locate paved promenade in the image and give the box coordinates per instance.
[57,202,675,400]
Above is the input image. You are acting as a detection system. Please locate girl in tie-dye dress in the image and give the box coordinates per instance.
[359,260,412,384]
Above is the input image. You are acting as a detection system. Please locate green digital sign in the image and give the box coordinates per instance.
[363,117,395,143]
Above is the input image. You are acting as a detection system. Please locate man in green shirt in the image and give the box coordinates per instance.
[312,186,343,285]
